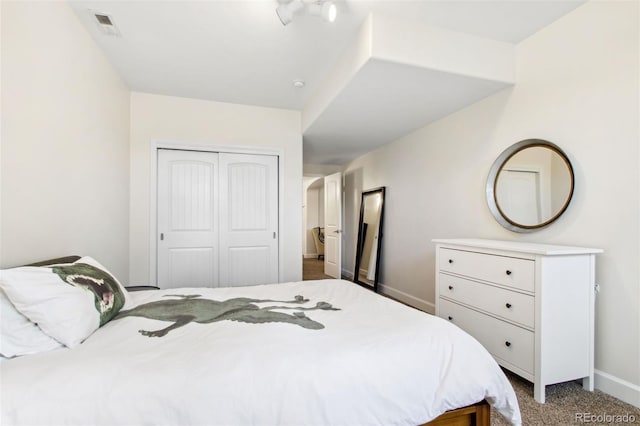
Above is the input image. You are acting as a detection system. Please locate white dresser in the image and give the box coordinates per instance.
[433,239,602,403]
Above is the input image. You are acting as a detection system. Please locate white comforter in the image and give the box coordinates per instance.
[1,279,521,425]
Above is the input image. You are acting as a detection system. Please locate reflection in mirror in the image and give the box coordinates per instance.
[354,187,385,291]
[487,139,574,233]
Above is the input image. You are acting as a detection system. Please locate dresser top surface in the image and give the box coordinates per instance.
[432,238,603,255]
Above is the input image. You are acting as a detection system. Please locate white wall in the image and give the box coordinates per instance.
[304,184,325,258]
[302,177,317,256]
[129,92,302,285]
[303,163,341,176]
[342,0,639,401]
[303,176,329,258]
[0,1,130,279]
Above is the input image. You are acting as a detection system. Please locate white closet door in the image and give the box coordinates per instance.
[219,153,278,287]
[157,149,219,289]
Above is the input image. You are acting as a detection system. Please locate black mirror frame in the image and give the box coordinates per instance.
[353,186,385,292]
[486,139,574,233]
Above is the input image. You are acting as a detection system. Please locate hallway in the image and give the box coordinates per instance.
[302,257,333,280]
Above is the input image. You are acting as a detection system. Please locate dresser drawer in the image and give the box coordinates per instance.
[438,298,534,375]
[439,273,534,328]
[439,248,535,292]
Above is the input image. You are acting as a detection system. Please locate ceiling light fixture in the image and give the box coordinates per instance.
[309,1,337,23]
[276,0,304,26]
[276,0,337,26]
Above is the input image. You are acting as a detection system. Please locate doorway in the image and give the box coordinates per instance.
[302,177,326,280]
[303,177,324,260]
[301,172,342,280]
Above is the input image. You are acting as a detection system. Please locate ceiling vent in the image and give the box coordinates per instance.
[92,11,121,37]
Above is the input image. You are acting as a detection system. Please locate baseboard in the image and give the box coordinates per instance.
[594,369,640,408]
[378,283,435,314]
[303,253,319,259]
[341,269,354,280]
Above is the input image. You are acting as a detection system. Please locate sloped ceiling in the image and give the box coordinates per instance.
[69,0,584,165]
[301,14,516,164]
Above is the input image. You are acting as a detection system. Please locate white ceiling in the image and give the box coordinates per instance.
[301,55,512,164]
[70,0,584,165]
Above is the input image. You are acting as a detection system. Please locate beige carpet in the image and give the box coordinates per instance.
[492,369,640,425]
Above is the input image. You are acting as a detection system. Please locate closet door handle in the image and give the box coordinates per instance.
[505,341,512,347]
[448,259,454,264]
[448,316,453,321]
[505,303,512,309]
[448,285,454,290]
[506,270,512,275]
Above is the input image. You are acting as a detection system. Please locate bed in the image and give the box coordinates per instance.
[0,256,521,425]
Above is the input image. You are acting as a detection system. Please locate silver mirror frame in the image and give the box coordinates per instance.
[486,139,574,233]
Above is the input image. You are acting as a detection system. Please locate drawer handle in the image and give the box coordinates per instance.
[505,341,511,347]
[505,303,512,309]
[505,270,512,275]
[448,259,454,264]
[448,316,453,321]
[448,285,454,290]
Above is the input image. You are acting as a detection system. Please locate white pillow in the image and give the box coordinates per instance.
[0,256,130,348]
[0,288,63,358]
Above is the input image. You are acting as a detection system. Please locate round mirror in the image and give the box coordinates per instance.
[486,139,574,233]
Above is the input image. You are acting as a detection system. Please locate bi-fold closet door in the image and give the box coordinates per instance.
[157,149,278,289]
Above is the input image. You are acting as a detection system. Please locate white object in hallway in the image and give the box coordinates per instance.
[324,172,342,278]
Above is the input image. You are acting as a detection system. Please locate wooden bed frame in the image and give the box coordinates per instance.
[422,400,490,426]
[25,257,492,426]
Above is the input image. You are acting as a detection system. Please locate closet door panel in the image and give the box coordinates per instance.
[219,153,278,287]
[227,246,271,286]
[168,248,214,288]
[157,149,219,289]
[228,162,269,230]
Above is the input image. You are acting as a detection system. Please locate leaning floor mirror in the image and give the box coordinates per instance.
[354,187,385,292]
